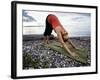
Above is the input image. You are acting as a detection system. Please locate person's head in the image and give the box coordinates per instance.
[63,32,69,41]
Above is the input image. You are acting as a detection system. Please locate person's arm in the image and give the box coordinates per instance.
[55,27,77,57]
[57,31,64,45]
[67,39,77,49]
[56,31,72,54]
[62,31,77,49]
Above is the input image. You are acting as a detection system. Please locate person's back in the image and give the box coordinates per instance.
[47,14,61,29]
[44,14,68,43]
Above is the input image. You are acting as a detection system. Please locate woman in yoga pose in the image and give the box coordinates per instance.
[43,14,77,57]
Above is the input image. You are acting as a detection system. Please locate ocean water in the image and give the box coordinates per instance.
[23,26,90,37]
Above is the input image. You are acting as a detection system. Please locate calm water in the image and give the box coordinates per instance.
[23,26,91,37]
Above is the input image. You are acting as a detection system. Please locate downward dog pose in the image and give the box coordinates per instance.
[43,14,77,57]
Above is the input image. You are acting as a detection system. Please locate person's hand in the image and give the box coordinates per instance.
[70,52,79,58]
[62,42,79,58]
[75,47,80,50]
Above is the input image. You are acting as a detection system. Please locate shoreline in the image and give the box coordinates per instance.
[23,34,90,41]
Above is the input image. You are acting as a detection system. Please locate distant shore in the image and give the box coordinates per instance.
[23,34,90,41]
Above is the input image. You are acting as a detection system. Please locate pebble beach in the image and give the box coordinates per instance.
[23,35,91,69]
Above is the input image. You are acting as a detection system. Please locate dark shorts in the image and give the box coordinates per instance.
[43,17,53,36]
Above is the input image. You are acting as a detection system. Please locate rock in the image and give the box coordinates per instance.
[23,37,91,69]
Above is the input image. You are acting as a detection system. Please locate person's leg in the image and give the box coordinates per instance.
[43,36,49,44]
[46,36,49,44]
[67,39,77,49]
[43,17,53,44]
[43,26,48,44]
[43,36,47,43]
